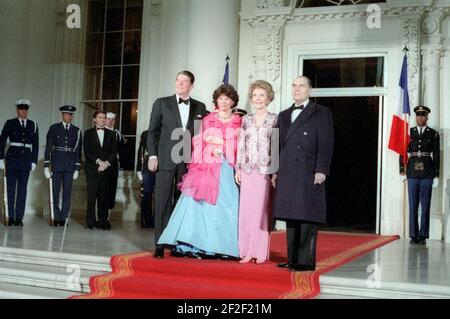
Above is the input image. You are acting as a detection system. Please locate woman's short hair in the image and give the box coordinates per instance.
[248,80,275,103]
[212,84,239,108]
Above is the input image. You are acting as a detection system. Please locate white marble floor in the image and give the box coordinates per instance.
[319,238,450,298]
[0,214,154,256]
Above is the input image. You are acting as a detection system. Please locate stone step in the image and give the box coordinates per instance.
[0,260,103,293]
[0,247,111,272]
[0,282,74,299]
[320,275,450,299]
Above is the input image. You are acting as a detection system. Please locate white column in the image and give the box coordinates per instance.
[186,0,240,109]
[421,45,443,240]
[441,49,450,243]
[136,0,164,139]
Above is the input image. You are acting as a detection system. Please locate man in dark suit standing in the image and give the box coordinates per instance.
[0,100,39,227]
[399,106,439,245]
[147,70,207,258]
[272,76,334,272]
[83,110,117,230]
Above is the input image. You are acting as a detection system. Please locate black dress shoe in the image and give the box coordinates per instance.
[14,220,23,227]
[410,237,419,244]
[153,248,164,258]
[197,253,218,260]
[7,219,15,227]
[85,225,95,230]
[277,262,293,269]
[170,249,186,258]
[419,237,426,245]
[291,264,316,272]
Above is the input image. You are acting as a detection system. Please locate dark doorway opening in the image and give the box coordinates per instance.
[314,96,380,233]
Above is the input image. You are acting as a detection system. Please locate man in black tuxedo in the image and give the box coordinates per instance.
[147,70,207,258]
[84,110,118,230]
[272,76,334,272]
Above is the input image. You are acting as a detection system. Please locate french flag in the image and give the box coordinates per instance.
[388,54,410,165]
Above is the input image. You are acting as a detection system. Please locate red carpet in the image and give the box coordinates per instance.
[72,231,398,299]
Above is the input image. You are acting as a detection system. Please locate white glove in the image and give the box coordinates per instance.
[314,173,326,185]
[0,159,4,170]
[433,178,439,188]
[137,171,143,182]
[31,163,36,171]
[44,167,51,179]
[73,171,79,180]
[400,175,407,183]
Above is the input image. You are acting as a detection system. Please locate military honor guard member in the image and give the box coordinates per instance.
[0,100,39,226]
[105,112,126,214]
[44,105,82,226]
[84,110,117,230]
[136,130,155,228]
[400,106,440,245]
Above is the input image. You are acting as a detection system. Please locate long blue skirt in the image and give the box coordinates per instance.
[157,161,239,257]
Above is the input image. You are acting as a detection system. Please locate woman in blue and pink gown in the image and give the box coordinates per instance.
[235,80,278,264]
[158,85,242,259]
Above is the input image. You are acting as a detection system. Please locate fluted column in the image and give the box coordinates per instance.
[441,49,450,243]
[421,44,443,240]
[186,0,240,108]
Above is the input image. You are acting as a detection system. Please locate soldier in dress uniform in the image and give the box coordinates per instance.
[400,106,440,245]
[105,112,127,217]
[136,130,155,228]
[44,105,82,226]
[0,100,39,226]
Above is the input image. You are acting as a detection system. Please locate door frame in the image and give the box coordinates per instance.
[290,51,388,234]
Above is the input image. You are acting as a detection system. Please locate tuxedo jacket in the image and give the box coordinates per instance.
[147,95,207,171]
[83,128,118,175]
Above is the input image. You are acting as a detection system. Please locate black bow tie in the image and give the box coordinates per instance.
[293,104,304,110]
[96,127,104,131]
[179,98,190,105]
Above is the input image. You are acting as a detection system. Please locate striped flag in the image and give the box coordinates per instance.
[222,55,230,85]
[388,54,410,165]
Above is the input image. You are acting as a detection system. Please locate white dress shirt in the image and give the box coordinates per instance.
[96,127,105,147]
[291,99,310,123]
[62,122,71,130]
[176,94,190,131]
[18,118,27,128]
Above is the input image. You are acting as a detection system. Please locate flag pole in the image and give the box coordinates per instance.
[402,46,409,239]
[403,113,408,239]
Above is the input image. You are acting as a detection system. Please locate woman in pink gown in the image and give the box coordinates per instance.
[235,80,278,264]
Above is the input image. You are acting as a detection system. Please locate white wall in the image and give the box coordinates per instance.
[0,0,58,217]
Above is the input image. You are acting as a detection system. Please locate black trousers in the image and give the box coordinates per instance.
[52,171,74,221]
[86,172,109,227]
[154,164,186,248]
[286,220,318,267]
[141,172,155,228]
[106,162,119,210]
